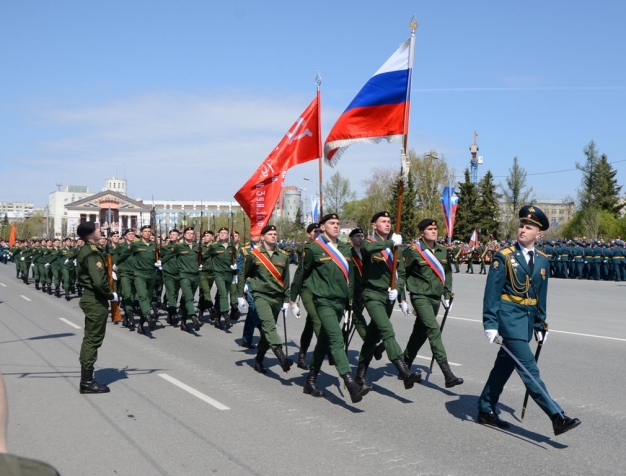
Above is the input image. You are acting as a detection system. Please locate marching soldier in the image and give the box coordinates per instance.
[198,230,217,322]
[117,225,160,334]
[237,225,292,374]
[240,234,262,349]
[348,228,369,341]
[75,221,118,394]
[292,214,370,403]
[477,206,581,436]
[160,229,181,326]
[354,211,421,391]
[289,222,322,370]
[60,237,76,300]
[401,219,463,388]
[209,227,238,330]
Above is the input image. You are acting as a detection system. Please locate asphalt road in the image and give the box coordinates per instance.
[0,262,624,476]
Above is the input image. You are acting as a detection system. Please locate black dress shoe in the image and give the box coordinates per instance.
[478,411,510,429]
[552,414,581,436]
[241,342,256,349]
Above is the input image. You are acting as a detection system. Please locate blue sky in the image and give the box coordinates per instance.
[1,1,625,207]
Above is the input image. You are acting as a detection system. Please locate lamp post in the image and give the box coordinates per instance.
[304,177,322,216]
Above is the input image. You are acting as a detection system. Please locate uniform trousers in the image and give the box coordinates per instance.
[403,294,447,365]
[298,287,322,352]
[134,271,156,317]
[179,272,199,318]
[309,298,351,376]
[254,293,284,353]
[79,289,109,369]
[163,273,180,314]
[358,289,403,365]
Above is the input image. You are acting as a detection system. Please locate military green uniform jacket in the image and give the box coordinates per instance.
[238,244,290,301]
[483,243,548,341]
[209,241,237,277]
[117,238,157,274]
[170,241,201,274]
[159,242,180,276]
[403,238,452,300]
[351,247,365,297]
[360,234,405,298]
[76,242,114,300]
[200,243,214,276]
[291,237,354,302]
[48,246,62,268]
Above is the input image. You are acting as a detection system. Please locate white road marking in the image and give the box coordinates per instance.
[158,373,230,410]
[415,355,461,366]
[0,283,6,287]
[59,318,81,329]
[20,295,31,301]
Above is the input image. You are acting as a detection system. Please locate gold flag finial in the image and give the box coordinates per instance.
[410,14,418,32]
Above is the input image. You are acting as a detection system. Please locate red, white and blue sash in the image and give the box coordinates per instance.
[316,236,349,283]
[368,236,398,279]
[412,240,445,286]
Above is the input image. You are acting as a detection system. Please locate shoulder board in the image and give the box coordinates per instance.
[90,245,99,251]
[500,246,516,256]
[536,250,549,258]
[133,238,140,243]
[278,248,288,255]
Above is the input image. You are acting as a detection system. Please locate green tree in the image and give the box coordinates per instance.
[500,156,534,239]
[409,150,450,231]
[476,170,501,240]
[342,198,374,232]
[323,171,356,215]
[576,142,623,216]
[455,168,479,241]
[290,207,306,239]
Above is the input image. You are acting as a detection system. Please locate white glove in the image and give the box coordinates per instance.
[536,330,549,345]
[391,233,403,246]
[230,263,238,270]
[484,329,498,344]
[21,257,25,261]
[44,263,50,268]
[281,303,289,313]
[198,264,203,271]
[443,299,452,311]
[64,259,69,264]
[112,271,117,281]
[112,264,117,271]
[244,283,249,293]
[388,287,398,302]
[111,292,119,302]
[399,301,409,315]
[237,297,248,314]
[154,260,162,268]
[73,259,77,266]
[290,303,301,319]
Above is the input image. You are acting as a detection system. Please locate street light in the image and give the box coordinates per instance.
[304,177,323,216]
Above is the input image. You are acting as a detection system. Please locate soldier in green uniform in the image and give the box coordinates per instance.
[401,219,463,388]
[229,231,242,321]
[237,225,292,374]
[59,237,76,300]
[160,229,181,325]
[117,225,160,334]
[30,240,43,289]
[347,228,369,341]
[465,245,475,274]
[163,226,203,332]
[75,221,118,394]
[198,230,217,322]
[48,238,63,297]
[292,214,370,403]
[209,227,238,330]
[355,211,421,391]
[478,243,488,274]
[289,222,322,370]
[239,234,262,348]
[477,206,581,436]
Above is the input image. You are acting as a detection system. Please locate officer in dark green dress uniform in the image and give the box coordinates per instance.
[477,205,581,436]
[401,219,463,388]
[355,211,421,391]
[76,222,117,394]
[291,214,369,403]
[209,227,238,330]
[237,225,292,374]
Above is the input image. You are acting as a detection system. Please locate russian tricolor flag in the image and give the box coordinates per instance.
[324,37,415,166]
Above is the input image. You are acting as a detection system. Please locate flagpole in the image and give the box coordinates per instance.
[315,71,323,217]
[391,15,418,291]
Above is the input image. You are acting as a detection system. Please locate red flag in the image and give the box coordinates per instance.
[9,223,16,247]
[469,227,479,248]
[235,97,320,235]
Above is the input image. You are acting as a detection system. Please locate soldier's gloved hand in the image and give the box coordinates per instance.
[391,233,403,247]
[64,259,69,264]
[230,263,238,270]
[198,264,203,271]
[21,257,24,261]
[388,287,398,302]
[399,301,409,315]
[44,263,50,268]
[112,271,117,281]
[484,329,498,344]
[111,292,119,302]
[237,297,248,314]
[154,260,162,268]
[244,283,249,293]
[112,264,117,271]
[289,302,301,319]
[73,259,77,266]
[443,299,452,311]
[535,330,549,344]
[281,302,289,313]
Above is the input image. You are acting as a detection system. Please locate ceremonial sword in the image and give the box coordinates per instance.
[429,295,454,372]
[521,322,548,420]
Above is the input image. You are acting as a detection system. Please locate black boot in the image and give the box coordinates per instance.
[342,373,369,403]
[171,310,179,326]
[355,362,374,392]
[303,369,324,397]
[77,286,82,297]
[55,286,61,298]
[166,309,173,325]
[79,368,110,394]
[374,342,385,360]
[393,359,422,389]
[222,312,232,330]
[297,350,309,370]
[137,315,147,335]
[190,314,202,331]
[254,349,267,374]
[180,316,189,332]
[48,285,53,295]
[198,301,205,323]
[230,304,240,321]
[214,312,222,329]
[208,305,217,322]
[439,360,463,388]
[42,284,47,293]
[35,281,40,290]
[65,290,71,301]
[552,413,581,436]
[273,346,293,372]
[327,348,335,366]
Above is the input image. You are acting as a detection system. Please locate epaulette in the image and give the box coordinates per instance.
[500,246,516,256]
[536,249,549,259]
[278,248,288,255]
[90,245,99,251]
